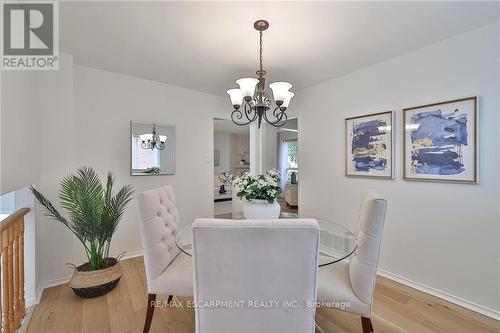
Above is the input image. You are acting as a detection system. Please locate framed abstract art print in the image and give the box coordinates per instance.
[345,111,394,179]
[403,97,478,184]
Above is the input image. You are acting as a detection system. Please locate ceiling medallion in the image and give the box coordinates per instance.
[227,20,294,129]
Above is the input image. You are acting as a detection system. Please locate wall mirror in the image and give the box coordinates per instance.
[130,121,175,176]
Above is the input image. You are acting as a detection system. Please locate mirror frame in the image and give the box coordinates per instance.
[130,121,176,176]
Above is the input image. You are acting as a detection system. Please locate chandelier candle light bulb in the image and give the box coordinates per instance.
[139,134,153,142]
[227,88,243,108]
[269,82,293,104]
[281,91,295,109]
[236,78,259,99]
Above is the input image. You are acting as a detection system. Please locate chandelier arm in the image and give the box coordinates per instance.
[231,109,246,125]
[231,106,254,126]
[244,102,258,123]
[273,107,283,118]
[273,107,286,122]
[275,111,288,127]
[263,106,288,128]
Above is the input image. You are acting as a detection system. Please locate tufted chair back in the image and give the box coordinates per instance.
[192,218,320,333]
[349,191,387,305]
[353,191,379,236]
[137,185,181,282]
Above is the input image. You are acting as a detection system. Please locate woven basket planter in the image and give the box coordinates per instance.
[67,257,122,298]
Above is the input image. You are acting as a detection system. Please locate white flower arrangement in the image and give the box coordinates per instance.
[234,169,282,204]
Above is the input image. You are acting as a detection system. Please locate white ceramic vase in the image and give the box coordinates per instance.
[243,199,281,219]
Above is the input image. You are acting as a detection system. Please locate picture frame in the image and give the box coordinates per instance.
[403,96,478,184]
[345,111,394,179]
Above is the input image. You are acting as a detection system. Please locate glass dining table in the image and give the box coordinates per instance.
[175,212,357,267]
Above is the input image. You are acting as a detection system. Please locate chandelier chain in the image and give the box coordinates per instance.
[259,30,263,75]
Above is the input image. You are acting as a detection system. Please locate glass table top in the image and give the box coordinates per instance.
[175,213,357,267]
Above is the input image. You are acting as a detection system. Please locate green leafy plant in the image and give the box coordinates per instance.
[31,166,134,271]
[234,169,282,204]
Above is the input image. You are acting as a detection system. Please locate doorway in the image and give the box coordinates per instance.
[213,118,250,218]
[277,118,299,214]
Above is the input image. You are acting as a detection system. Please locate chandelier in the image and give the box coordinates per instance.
[140,123,167,150]
[227,20,294,129]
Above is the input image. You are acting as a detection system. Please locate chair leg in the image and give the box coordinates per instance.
[167,294,173,305]
[361,317,373,333]
[143,293,156,333]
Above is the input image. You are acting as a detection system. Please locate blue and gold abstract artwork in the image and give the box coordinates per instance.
[346,111,393,178]
[404,97,477,183]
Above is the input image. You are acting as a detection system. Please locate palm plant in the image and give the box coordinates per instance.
[31,166,134,271]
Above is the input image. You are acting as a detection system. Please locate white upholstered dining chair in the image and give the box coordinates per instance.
[137,185,193,333]
[317,191,387,333]
[192,218,320,333]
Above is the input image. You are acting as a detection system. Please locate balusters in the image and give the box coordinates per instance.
[2,224,10,333]
[7,225,14,331]
[18,219,25,322]
[0,208,29,333]
[13,223,20,328]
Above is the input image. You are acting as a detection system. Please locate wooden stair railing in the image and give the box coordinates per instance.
[0,208,29,333]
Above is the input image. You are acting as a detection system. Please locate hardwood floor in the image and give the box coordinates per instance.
[27,256,499,333]
[278,198,298,214]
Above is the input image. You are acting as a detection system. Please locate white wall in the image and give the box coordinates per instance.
[230,133,250,166]
[36,53,78,285]
[214,131,231,175]
[0,70,41,194]
[295,22,500,315]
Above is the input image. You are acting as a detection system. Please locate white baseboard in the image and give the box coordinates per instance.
[121,249,144,260]
[28,249,146,306]
[26,297,37,308]
[377,269,500,321]
[18,305,35,333]
[30,274,72,306]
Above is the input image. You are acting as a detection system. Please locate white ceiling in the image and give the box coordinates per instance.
[60,1,500,96]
